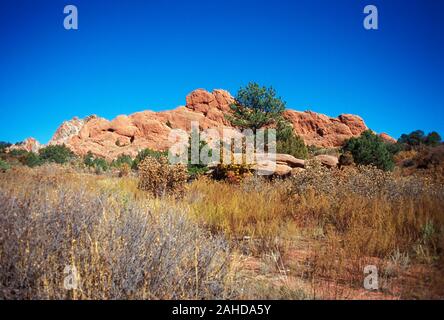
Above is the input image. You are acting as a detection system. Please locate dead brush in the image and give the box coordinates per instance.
[137,156,188,198]
[0,166,235,300]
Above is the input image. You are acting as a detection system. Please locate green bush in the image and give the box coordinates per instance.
[398,130,442,148]
[424,132,442,147]
[25,152,44,168]
[39,145,75,164]
[0,159,10,172]
[83,151,109,173]
[93,158,109,173]
[111,154,133,168]
[83,151,95,167]
[343,130,395,171]
[187,138,211,177]
[132,148,168,170]
[9,149,28,157]
[276,120,308,159]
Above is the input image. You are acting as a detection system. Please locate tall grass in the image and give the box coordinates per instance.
[185,164,444,298]
[1,161,443,299]
[0,165,233,299]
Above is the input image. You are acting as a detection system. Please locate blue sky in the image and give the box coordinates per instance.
[0,0,443,143]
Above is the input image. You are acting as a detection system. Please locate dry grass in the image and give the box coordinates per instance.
[1,161,443,299]
[0,165,234,299]
[184,163,444,299]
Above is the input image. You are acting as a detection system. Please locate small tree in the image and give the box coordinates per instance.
[343,130,394,171]
[39,145,75,164]
[226,82,286,133]
[398,130,425,147]
[398,130,442,148]
[424,131,442,147]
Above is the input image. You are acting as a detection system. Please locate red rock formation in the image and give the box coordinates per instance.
[8,138,42,153]
[11,89,392,159]
[283,110,367,147]
[379,132,397,144]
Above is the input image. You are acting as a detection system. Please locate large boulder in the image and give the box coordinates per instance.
[314,154,339,168]
[252,160,292,176]
[275,154,305,168]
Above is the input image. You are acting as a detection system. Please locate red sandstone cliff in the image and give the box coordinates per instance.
[12,89,393,159]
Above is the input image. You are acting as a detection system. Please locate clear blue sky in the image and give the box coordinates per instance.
[0,0,443,143]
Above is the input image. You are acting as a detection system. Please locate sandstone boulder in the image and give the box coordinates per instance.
[314,154,339,168]
[252,160,292,176]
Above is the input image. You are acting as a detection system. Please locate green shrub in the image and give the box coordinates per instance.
[343,130,395,171]
[39,145,75,164]
[25,152,44,168]
[83,152,109,173]
[0,159,10,172]
[424,132,442,147]
[92,158,109,173]
[187,139,211,177]
[111,154,133,168]
[83,151,95,167]
[386,142,404,155]
[398,130,442,148]
[138,156,188,197]
[276,120,308,159]
[9,149,28,157]
[132,148,168,170]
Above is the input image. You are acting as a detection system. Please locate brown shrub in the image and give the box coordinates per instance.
[0,166,233,300]
[118,163,131,177]
[137,156,188,197]
[338,151,354,168]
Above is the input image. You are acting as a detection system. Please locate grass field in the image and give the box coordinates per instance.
[0,163,443,299]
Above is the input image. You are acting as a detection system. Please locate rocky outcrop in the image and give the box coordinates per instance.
[283,110,367,147]
[379,132,397,144]
[10,89,392,160]
[50,117,85,145]
[8,138,42,153]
